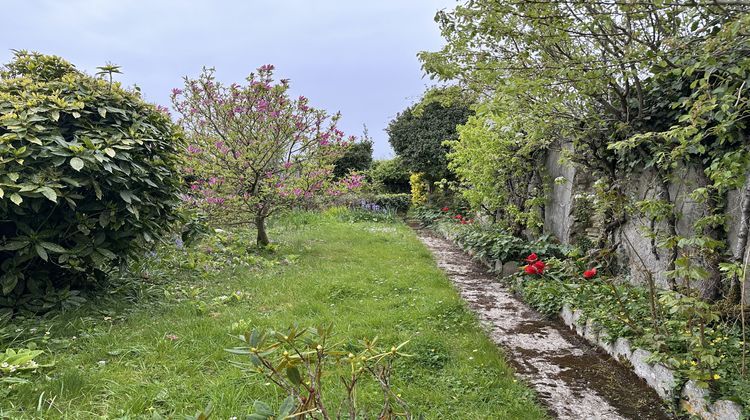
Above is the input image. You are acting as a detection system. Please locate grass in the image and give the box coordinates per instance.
[1,210,547,419]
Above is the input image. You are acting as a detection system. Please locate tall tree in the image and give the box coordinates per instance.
[172,65,358,246]
[332,126,373,179]
[387,98,472,183]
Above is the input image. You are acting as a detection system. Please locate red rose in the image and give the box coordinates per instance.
[441,207,450,212]
[454,215,463,220]
[525,253,538,263]
[583,268,597,279]
[523,265,537,275]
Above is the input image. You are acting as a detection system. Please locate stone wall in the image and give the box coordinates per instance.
[543,140,749,299]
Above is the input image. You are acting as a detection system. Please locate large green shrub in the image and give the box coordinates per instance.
[0,52,184,309]
[367,157,410,194]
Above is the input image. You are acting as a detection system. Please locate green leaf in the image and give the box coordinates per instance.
[0,241,29,251]
[119,190,133,204]
[70,157,84,171]
[37,187,57,203]
[35,244,48,261]
[10,193,22,206]
[98,107,107,118]
[40,242,67,253]
[252,401,274,416]
[0,187,4,199]
[104,147,116,157]
[50,110,60,121]
[277,396,295,419]
[286,366,302,385]
[97,248,117,260]
[1,274,18,295]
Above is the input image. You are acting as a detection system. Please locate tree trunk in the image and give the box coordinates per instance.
[255,215,270,247]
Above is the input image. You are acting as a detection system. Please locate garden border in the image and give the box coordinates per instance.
[431,223,744,420]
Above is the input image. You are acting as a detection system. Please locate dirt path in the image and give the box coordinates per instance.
[413,226,673,420]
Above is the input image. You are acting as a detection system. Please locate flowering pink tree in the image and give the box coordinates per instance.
[172,65,358,245]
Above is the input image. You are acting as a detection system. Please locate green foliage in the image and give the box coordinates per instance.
[409,173,428,207]
[0,51,184,309]
[227,325,415,419]
[509,264,750,404]
[0,348,51,385]
[367,158,410,194]
[387,99,472,183]
[449,224,565,265]
[326,206,399,224]
[371,193,410,213]
[333,133,373,179]
[447,91,551,233]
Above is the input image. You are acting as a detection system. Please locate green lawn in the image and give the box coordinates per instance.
[1,211,546,419]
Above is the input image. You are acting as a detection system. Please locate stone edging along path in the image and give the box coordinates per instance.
[415,224,745,420]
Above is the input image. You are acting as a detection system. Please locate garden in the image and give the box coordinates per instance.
[2,1,750,419]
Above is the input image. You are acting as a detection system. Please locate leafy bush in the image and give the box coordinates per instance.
[327,206,398,224]
[227,325,415,419]
[371,193,410,213]
[333,137,373,178]
[367,158,410,194]
[0,52,184,309]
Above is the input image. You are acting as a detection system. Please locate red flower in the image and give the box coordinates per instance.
[441,207,450,212]
[525,253,538,263]
[523,260,546,275]
[454,215,463,220]
[583,268,597,279]
[533,260,545,274]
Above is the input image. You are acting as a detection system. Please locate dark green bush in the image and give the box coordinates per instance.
[0,52,184,310]
[371,193,410,213]
[367,158,410,194]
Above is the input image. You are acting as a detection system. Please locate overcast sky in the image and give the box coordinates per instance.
[0,0,456,158]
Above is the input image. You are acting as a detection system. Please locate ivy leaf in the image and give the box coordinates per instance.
[70,157,84,171]
[10,193,22,206]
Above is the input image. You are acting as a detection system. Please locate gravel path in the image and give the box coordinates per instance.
[413,227,674,420]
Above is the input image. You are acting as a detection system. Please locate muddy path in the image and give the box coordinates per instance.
[413,226,674,420]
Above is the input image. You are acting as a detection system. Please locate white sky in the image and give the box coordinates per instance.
[0,0,457,158]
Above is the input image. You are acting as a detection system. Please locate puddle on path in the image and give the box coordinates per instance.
[413,226,675,420]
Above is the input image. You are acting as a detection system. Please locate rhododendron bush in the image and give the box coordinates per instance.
[172,65,358,245]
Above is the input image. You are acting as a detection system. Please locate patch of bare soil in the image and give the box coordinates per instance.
[413,226,674,420]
